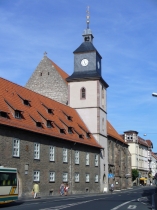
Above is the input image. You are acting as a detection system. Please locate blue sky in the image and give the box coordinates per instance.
[0,0,157,151]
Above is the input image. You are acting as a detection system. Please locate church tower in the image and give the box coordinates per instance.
[66,8,109,192]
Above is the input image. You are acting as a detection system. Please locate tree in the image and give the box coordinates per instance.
[132,169,139,181]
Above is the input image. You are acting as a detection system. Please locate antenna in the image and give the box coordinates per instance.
[86,6,90,29]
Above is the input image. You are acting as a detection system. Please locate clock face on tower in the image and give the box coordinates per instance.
[81,59,89,67]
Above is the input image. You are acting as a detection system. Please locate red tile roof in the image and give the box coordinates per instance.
[0,77,102,149]
[151,152,157,160]
[146,140,153,148]
[138,136,148,147]
[107,121,128,145]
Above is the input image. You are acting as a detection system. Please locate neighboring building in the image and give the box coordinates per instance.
[150,152,157,178]
[0,77,102,197]
[122,130,149,183]
[26,54,69,105]
[107,121,132,190]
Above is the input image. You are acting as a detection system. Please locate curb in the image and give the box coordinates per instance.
[152,193,157,210]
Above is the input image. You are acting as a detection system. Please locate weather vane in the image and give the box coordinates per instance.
[86,6,90,29]
[44,51,47,57]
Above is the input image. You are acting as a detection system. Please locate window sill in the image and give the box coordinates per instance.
[13,156,20,158]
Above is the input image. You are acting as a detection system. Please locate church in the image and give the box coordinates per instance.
[0,13,132,197]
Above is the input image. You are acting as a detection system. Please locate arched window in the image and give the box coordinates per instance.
[81,87,86,99]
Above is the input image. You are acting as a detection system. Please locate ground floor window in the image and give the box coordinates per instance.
[49,172,55,182]
[63,172,68,182]
[75,173,79,182]
[34,171,40,181]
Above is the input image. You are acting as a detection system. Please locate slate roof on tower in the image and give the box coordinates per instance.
[0,77,102,149]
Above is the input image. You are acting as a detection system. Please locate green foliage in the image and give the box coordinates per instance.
[132,169,139,181]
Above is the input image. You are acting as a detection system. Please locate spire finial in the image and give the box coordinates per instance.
[44,51,47,57]
[86,6,90,29]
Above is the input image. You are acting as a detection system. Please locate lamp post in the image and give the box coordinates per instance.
[152,93,157,97]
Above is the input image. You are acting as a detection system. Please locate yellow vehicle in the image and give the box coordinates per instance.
[0,166,18,204]
[140,177,147,186]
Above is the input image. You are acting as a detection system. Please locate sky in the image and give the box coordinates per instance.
[0,0,157,151]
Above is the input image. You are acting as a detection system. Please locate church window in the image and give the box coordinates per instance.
[81,87,86,99]
[102,87,105,108]
[40,73,42,76]
[102,118,104,131]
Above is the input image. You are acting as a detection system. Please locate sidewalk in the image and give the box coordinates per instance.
[18,187,138,202]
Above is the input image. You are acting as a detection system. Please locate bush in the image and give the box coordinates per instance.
[132,169,139,181]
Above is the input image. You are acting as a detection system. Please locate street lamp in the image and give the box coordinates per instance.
[152,93,157,97]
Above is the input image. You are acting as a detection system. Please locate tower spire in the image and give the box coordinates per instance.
[86,6,90,29]
[83,6,94,43]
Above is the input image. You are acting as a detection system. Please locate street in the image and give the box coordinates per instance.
[0,186,155,210]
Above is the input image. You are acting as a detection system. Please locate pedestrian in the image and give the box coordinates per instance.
[64,183,69,196]
[60,183,65,196]
[32,182,39,199]
[110,183,114,193]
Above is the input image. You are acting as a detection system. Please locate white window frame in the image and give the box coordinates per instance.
[95,175,99,183]
[34,171,40,181]
[50,146,55,161]
[13,139,20,157]
[86,173,90,182]
[34,143,40,160]
[49,172,55,182]
[95,154,99,167]
[63,148,68,163]
[86,153,89,166]
[75,173,79,182]
[63,172,68,182]
[75,151,79,164]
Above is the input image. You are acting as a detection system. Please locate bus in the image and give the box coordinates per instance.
[0,166,18,204]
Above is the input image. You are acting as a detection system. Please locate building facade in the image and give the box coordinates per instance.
[107,122,132,190]
[0,78,101,197]
[122,130,149,184]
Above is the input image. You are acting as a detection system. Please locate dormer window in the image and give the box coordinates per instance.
[79,134,84,139]
[48,109,53,114]
[60,129,65,134]
[15,110,22,119]
[67,116,72,121]
[0,111,8,118]
[68,127,73,134]
[47,120,52,128]
[23,100,30,106]
[86,133,90,139]
[36,122,42,128]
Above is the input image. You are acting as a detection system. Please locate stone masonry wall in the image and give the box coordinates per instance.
[25,56,68,105]
[0,125,100,197]
[108,136,132,190]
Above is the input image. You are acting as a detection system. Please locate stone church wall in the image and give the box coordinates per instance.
[25,56,68,105]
